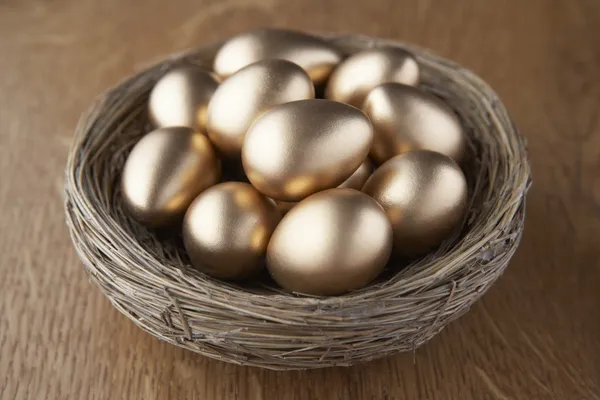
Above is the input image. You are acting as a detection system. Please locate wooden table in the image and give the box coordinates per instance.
[1,0,599,398]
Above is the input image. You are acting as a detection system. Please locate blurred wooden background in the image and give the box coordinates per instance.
[1,0,599,398]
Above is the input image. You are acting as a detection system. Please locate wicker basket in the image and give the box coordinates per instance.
[64,34,531,370]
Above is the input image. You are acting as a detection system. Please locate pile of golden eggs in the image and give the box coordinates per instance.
[121,29,468,296]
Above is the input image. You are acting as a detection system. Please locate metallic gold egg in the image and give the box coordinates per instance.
[206,59,314,157]
[213,28,343,85]
[121,127,221,227]
[148,65,218,132]
[362,150,468,256]
[325,47,419,107]
[243,99,373,202]
[272,159,373,214]
[183,182,281,279]
[267,188,393,295]
[363,83,466,164]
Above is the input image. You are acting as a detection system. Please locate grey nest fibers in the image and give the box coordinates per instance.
[64,34,531,370]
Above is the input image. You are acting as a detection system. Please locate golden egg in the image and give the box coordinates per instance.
[273,159,373,214]
[243,99,373,202]
[148,65,218,132]
[325,47,419,107]
[206,59,314,157]
[121,127,220,227]
[363,83,466,164]
[183,182,281,279]
[267,188,393,295]
[213,28,342,85]
[362,150,468,256]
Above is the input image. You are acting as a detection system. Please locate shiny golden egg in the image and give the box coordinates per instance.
[243,99,373,202]
[148,65,218,132]
[183,182,281,279]
[206,59,314,157]
[267,188,393,295]
[121,127,220,227]
[272,159,374,214]
[363,83,466,164]
[325,47,419,107]
[213,28,342,85]
[362,150,468,256]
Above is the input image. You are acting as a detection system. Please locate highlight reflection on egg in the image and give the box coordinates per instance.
[326,47,419,107]
[363,83,466,164]
[121,127,220,227]
[206,59,314,157]
[243,99,373,202]
[267,188,393,295]
[213,28,342,85]
[148,65,218,132]
[183,182,281,279]
[362,150,468,256]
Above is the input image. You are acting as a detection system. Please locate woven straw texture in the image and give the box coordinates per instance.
[64,34,531,370]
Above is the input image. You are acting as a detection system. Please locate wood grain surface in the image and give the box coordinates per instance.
[1,0,599,398]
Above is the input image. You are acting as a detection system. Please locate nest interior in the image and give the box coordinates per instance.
[64,34,531,370]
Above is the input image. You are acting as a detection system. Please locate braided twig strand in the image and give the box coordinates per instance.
[64,35,531,370]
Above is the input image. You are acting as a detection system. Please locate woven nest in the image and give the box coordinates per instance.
[64,34,531,370]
